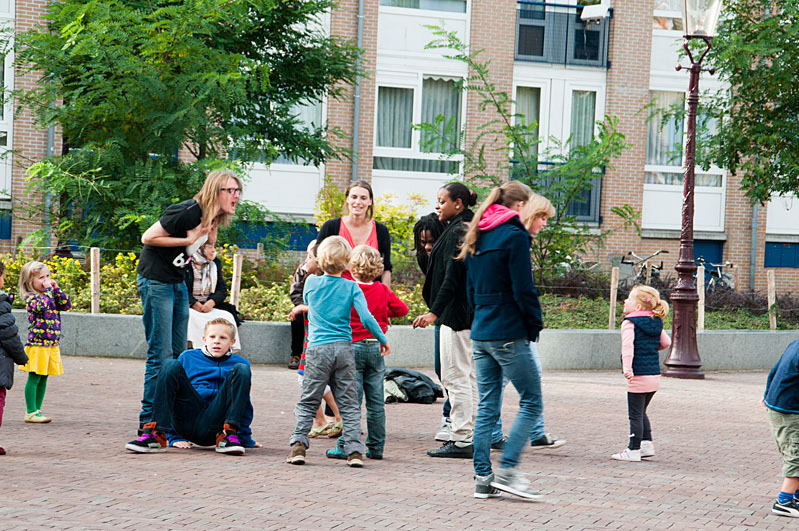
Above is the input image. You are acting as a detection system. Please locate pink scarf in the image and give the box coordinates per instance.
[478,204,519,231]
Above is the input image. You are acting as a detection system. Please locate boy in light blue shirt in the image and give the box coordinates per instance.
[287,236,390,468]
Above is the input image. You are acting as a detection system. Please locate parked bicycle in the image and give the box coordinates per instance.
[696,256,734,292]
[620,249,669,286]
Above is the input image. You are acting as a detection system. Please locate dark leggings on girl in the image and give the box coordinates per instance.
[627,391,655,450]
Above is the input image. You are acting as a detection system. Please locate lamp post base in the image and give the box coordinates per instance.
[661,365,705,379]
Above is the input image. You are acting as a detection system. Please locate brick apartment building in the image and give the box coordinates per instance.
[3,0,798,291]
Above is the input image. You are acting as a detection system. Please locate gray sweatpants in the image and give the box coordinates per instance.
[290,340,364,455]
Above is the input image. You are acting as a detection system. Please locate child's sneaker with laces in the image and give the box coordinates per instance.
[490,467,542,501]
[287,442,306,465]
[125,422,167,453]
[215,424,245,455]
[772,498,799,517]
[474,474,502,499]
[611,448,641,462]
[640,440,655,458]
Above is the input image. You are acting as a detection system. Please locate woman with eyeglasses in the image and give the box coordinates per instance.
[134,169,242,435]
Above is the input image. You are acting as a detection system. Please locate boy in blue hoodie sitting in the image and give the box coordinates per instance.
[125,318,256,455]
[764,339,799,517]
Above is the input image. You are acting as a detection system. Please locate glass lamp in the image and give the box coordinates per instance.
[681,0,723,36]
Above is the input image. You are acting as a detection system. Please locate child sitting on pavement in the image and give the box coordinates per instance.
[287,236,390,468]
[325,244,408,461]
[125,318,258,455]
[763,339,799,517]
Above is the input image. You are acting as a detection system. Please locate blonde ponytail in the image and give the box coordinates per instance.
[630,285,669,319]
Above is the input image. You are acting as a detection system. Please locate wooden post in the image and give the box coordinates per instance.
[256,242,264,264]
[768,270,777,331]
[231,253,244,309]
[90,247,100,314]
[645,261,651,284]
[696,265,705,332]
[608,267,619,330]
[733,265,740,292]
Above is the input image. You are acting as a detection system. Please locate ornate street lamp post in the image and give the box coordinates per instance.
[662,0,724,379]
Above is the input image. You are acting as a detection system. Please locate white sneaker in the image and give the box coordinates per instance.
[640,440,655,458]
[611,448,641,462]
[435,417,451,442]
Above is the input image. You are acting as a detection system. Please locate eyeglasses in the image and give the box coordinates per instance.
[220,187,242,196]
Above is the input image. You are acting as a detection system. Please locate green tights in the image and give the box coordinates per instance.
[24,373,48,414]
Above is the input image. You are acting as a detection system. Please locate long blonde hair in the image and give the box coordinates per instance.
[193,169,242,228]
[629,285,669,319]
[523,192,556,232]
[458,181,534,259]
[18,261,49,298]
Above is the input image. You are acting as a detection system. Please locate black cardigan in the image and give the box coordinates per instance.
[316,217,393,272]
[0,291,28,390]
[184,257,228,307]
[422,209,474,331]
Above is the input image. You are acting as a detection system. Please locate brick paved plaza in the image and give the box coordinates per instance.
[0,356,790,530]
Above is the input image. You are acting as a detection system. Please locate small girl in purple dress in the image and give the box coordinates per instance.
[18,261,71,423]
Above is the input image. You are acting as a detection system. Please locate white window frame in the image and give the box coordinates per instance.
[0,15,14,200]
[378,0,469,19]
[372,73,465,170]
[564,83,605,147]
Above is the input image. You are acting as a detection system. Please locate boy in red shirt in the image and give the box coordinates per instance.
[326,244,408,460]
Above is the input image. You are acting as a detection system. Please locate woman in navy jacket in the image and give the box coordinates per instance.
[460,181,554,501]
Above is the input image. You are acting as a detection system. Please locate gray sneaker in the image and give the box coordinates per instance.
[490,467,543,501]
[474,474,502,499]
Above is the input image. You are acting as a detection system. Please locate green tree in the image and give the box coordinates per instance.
[697,0,799,202]
[3,0,361,248]
[417,26,638,276]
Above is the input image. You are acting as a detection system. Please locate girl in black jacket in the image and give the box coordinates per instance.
[0,261,29,455]
[413,183,479,459]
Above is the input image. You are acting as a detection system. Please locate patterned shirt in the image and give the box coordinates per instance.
[25,286,72,346]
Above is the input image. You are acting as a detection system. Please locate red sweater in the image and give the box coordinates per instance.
[350,282,408,342]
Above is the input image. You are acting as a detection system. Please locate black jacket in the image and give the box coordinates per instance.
[384,367,443,404]
[422,209,474,331]
[316,217,393,272]
[0,291,28,390]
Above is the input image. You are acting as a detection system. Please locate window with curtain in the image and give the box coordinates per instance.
[653,0,684,30]
[374,76,463,173]
[379,0,467,13]
[376,87,414,149]
[514,86,541,165]
[570,90,596,148]
[420,78,461,154]
[272,100,324,165]
[646,90,684,166]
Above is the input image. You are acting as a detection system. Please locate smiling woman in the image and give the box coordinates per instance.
[134,169,242,435]
[315,180,393,286]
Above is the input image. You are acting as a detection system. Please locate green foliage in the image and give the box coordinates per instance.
[697,0,799,202]
[3,0,362,248]
[418,26,639,275]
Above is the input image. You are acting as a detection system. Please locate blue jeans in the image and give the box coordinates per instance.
[433,325,451,419]
[138,275,189,425]
[495,342,546,442]
[473,338,543,477]
[337,340,386,452]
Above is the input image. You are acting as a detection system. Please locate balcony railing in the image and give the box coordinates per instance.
[516,1,612,68]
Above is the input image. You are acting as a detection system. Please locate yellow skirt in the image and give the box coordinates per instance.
[20,345,63,376]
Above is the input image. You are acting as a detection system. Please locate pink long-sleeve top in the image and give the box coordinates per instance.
[620,310,671,393]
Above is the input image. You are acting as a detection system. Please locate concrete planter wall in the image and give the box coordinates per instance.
[12,310,797,370]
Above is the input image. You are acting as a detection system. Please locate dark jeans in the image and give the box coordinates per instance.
[152,359,251,446]
[433,325,451,419]
[627,391,655,450]
[290,312,306,358]
[138,276,189,425]
[473,338,542,477]
[337,340,386,452]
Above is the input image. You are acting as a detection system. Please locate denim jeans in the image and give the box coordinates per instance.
[290,341,364,455]
[496,341,546,442]
[473,338,543,477]
[152,359,251,446]
[433,325,451,419]
[336,340,386,452]
[138,275,189,424]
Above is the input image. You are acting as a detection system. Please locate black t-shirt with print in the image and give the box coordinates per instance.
[136,199,204,283]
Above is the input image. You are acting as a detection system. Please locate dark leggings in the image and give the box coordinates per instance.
[627,391,655,450]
